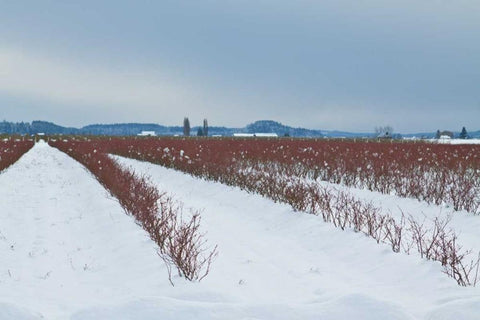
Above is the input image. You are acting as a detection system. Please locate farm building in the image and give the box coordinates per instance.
[436,130,454,139]
[233,133,278,138]
[137,131,156,136]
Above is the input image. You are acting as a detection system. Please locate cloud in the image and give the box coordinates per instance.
[0,47,258,127]
[0,47,332,129]
[0,48,199,111]
[1,0,479,132]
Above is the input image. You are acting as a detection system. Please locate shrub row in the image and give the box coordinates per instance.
[78,136,480,286]
[96,137,480,214]
[49,139,217,284]
[289,179,479,287]
[0,138,34,172]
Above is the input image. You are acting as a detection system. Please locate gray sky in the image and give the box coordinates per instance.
[1,0,479,133]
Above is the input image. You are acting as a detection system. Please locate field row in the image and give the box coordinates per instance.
[95,137,480,214]
[1,138,479,319]
[0,138,34,172]
[48,139,216,284]
[50,137,480,286]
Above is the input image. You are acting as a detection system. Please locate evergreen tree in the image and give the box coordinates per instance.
[203,119,208,137]
[197,127,204,136]
[435,130,441,139]
[459,126,468,139]
[183,117,190,136]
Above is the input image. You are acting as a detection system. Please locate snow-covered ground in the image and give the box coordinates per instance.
[116,155,480,320]
[313,180,480,252]
[429,138,480,144]
[0,142,171,319]
[0,142,479,319]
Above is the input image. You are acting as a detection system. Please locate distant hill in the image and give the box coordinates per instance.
[0,121,79,135]
[243,120,374,138]
[82,123,181,136]
[0,119,478,138]
[468,130,480,138]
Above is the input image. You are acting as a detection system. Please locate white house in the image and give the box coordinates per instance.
[233,133,278,138]
[137,131,156,137]
[439,135,452,140]
[255,133,278,138]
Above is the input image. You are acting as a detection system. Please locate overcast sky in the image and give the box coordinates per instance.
[1,1,479,133]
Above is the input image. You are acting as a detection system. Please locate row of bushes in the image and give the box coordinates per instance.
[77,136,480,286]
[0,138,34,172]
[49,139,217,284]
[96,137,480,214]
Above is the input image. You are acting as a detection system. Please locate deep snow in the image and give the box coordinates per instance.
[313,180,480,253]
[116,155,480,320]
[431,138,480,145]
[0,142,171,319]
[0,142,479,319]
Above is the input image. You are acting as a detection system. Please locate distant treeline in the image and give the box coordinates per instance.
[0,120,478,138]
[0,120,329,137]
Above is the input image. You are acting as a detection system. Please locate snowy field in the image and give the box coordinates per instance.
[0,142,479,319]
[429,138,480,145]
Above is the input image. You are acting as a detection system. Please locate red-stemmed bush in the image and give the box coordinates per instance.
[49,138,217,284]
[0,138,34,172]
[77,136,480,286]
[81,137,480,214]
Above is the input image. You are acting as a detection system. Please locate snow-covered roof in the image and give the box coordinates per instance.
[137,131,156,136]
[233,133,278,137]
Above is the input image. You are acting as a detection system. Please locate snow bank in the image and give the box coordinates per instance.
[432,138,480,145]
[71,294,415,320]
[0,303,42,320]
[313,180,480,253]
[0,143,171,319]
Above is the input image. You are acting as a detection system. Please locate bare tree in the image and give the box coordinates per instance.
[374,125,393,138]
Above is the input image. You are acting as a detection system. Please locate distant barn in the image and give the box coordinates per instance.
[137,131,156,137]
[436,130,453,139]
[233,133,278,138]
